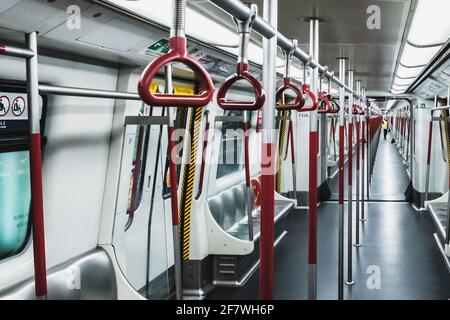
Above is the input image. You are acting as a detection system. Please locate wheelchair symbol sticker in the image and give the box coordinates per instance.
[0,96,10,117]
[12,97,25,117]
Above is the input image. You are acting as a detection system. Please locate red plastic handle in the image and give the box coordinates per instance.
[352,104,364,115]
[275,77,305,111]
[318,92,334,114]
[298,84,318,112]
[217,62,265,111]
[138,37,214,107]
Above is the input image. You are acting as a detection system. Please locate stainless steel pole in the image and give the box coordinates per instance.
[337,57,347,300]
[307,18,320,300]
[165,64,183,301]
[260,0,277,300]
[26,31,48,300]
[346,69,355,285]
[361,87,366,222]
[354,80,361,247]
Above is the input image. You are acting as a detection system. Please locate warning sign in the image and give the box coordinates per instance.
[12,97,25,117]
[0,96,10,117]
[147,39,170,54]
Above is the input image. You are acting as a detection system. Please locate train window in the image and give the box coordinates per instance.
[216,110,245,179]
[0,150,32,260]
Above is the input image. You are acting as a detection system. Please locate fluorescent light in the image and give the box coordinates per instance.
[396,64,423,79]
[400,43,440,67]
[408,0,450,46]
[393,76,414,86]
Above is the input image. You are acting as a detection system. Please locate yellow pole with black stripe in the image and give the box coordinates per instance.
[179,107,203,260]
[276,110,288,193]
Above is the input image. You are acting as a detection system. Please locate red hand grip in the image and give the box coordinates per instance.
[352,104,364,115]
[275,77,305,111]
[298,84,318,112]
[318,92,334,114]
[138,37,214,107]
[217,62,265,111]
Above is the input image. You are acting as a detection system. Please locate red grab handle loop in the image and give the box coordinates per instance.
[138,37,214,107]
[217,62,266,111]
[298,84,318,112]
[276,77,305,111]
[352,104,364,115]
[318,92,334,114]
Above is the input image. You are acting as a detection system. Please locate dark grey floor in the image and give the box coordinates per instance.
[207,135,450,300]
[329,134,410,201]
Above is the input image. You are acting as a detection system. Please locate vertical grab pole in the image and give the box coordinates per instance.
[446,88,450,254]
[337,57,347,300]
[26,32,48,300]
[425,96,437,205]
[366,97,370,198]
[165,65,183,300]
[346,69,355,285]
[354,80,361,247]
[361,87,366,222]
[307,18,320,300]
[260,0,277,300]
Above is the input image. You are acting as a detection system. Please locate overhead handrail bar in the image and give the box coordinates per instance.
[38,84,140,100]
[217,5,265,111]
[275,39,304,111]
[216,4,264,241]
[208,0,366,101]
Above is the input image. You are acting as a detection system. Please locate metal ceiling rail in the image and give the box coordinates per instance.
[208,0,363,102]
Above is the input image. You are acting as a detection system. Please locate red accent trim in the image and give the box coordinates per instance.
[138,37,214,107]
[308,131,318,264]
[260,142,275,300]
[29,133,48,297]
[275,77,305,111]
[348,123,353,185]
[356,121,360,170]
[427,121,433,165]
[0,43,5,54]
[168,126,179,226]
[339,126,345,204]
[243,121,251,187]
[217,62,265,111]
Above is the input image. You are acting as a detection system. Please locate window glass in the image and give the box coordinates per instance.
[0,151,31,260]
[216,110,245,179]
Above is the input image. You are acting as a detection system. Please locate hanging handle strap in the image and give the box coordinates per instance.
[298,83,318,112]
[217,5,265,111]
[276,39,304,111]
[138,1,214,107]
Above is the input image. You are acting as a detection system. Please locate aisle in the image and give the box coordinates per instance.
[207,135,450,300]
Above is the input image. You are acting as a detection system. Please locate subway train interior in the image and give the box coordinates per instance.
[1,0,450,304]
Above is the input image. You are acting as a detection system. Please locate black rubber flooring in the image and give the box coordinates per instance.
[207,135,450,300]
[329,135,410,201]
